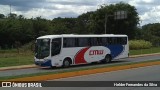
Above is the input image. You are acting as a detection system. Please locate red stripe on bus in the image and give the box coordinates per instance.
[75,47,90,64]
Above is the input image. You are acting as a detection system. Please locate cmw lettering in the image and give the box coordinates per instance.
[89,50,104,55]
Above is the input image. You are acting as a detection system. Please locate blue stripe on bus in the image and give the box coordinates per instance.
[106,45,124,58]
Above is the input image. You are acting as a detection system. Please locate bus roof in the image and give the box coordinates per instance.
[37,34,128,39]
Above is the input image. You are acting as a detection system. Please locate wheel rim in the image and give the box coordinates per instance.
[64,60,70,67]
[105,56,110,63]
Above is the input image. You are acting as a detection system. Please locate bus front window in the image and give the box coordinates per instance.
[35,39,50,59]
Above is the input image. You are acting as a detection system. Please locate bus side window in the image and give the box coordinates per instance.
[122,37,127,45]
[78,38,90,47]
[97,37,102,46]
[91,38,99,46]
[107,37,112,45]
[113,37,117,44]
[63,38,76,47]
[52,38,61,56]
[102,37,108,46]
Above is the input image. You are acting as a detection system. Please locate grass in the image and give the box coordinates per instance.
[0,56,34,67]
[0,50,34,67]
[0,59,160,81]
[0,47,160,68]
[130,47,160,55]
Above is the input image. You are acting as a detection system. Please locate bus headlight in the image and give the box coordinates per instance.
[44,59,51,62]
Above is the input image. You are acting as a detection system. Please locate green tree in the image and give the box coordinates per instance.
[32,17,52,38]
[0,14,34,48]
[0,14,5,19]
[0,2,141,49]
[8,13,18,19]
[76,12,94,34]
[142,23,160,46]
[51,17,77,34]
[88,2,139,39]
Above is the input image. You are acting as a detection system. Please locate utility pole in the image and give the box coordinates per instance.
[104,14,107,34]
[9,4,11,15]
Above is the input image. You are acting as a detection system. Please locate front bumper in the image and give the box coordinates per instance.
[35,60,52,67]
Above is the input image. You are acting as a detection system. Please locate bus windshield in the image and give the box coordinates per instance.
[35,39,50,59]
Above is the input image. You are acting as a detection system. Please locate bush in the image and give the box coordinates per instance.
[129,40,152,50]
[20,41,35,52]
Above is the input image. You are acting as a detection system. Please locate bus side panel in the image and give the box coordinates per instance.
[58,46,111,65]
[84,46,110,63]
[106,44,128,60]
[60,47,85,65]
[52,44,128,66]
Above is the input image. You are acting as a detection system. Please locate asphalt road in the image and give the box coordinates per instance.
[0,55,160,77]
[54,65,160,81]
[47,64,160,90]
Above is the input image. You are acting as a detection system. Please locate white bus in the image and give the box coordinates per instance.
[34,34,129,68]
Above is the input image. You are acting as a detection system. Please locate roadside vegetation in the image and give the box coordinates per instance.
[129,40,152,50]
[0,51,33,67]
[0,43,34,67]
[130,47,160,55]
[129,40,160,55]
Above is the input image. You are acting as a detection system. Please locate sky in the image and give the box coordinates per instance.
[0,0,160,26]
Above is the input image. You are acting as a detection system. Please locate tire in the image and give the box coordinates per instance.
[63,59,71,67]
[104,55,111,63]
[50,66,56,69]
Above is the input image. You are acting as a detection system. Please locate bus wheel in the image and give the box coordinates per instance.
[104,55,111,63]
[63,59,70,67]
